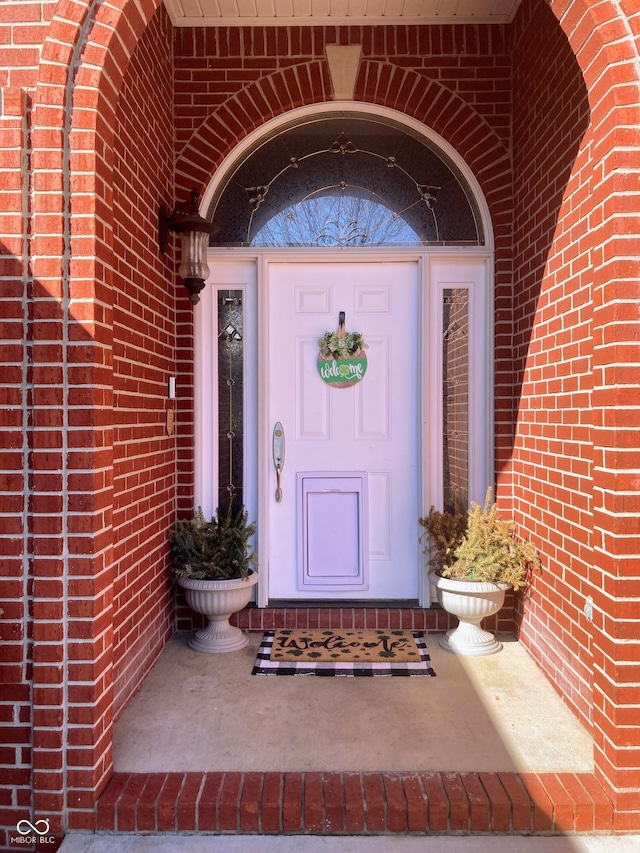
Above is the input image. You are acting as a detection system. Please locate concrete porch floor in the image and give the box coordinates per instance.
[90,629,618,839]
[113,631,593,775]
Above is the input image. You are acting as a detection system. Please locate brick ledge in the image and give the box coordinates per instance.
[231,606,458,632]
[92,771,613,835]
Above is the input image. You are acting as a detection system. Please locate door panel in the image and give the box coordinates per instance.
[298,473,367,590]
[266,261,419,600]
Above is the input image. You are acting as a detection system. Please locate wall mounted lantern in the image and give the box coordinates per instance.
[159,188,218,305]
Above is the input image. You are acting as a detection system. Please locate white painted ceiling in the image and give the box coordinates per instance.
[164,0,523,28]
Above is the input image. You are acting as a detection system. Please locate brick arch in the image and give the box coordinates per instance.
[175,60,332,195]
[37,0,158,123]
[356,60,512,255]
[355,60,510,195]
[176,60,510,261]
[33,0,164,284]
[177,60,509,222]
[549,0,640,109]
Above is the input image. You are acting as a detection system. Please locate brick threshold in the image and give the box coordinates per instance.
[93,770,614,835]
[232,605,459,632]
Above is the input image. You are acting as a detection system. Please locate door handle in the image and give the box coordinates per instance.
[272,422,285,503]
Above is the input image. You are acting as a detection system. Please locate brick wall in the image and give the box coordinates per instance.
[0,2,55,90]
[562,0,640,829]
[0,85,32,841]
[512,0,640,830]
[510,0,593,718]
[173,23,511,153]
[1,0,181,840]
[171,23,513,224]
[110,7,176,719]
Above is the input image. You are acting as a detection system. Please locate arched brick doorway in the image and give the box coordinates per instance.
[9,0,637,835]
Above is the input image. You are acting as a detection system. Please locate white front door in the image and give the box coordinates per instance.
[264,261,420,600]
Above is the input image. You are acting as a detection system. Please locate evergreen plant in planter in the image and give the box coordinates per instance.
[420,490,540,656]
[169,506,258,653]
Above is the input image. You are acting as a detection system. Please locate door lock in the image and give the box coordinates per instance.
[272,422,285,502]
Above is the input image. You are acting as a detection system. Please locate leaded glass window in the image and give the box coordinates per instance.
[208,116,484,248]
[442,288,469,514]
[218,291,244,514]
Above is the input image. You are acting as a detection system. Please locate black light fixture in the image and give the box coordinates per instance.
[159,188,218,304]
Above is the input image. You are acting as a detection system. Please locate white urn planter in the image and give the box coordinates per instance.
[434,574,510,656]
[178,571,258,653]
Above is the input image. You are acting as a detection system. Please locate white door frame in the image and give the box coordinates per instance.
[194,246,494,608]
[195,102,495,608]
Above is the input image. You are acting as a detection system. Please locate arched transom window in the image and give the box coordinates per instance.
[208,115,484,248]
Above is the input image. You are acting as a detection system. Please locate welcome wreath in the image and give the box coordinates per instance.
[317,323,368,387]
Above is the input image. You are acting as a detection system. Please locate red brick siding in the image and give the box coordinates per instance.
[175,304,196,522]
[171,25,513,221]
[510,0,593,719]
[0,2,57,90]
[2,0,177,838]
[0,86,33,841]
[173,24,510,149]
[514,0,640,829]
[579,4,640,822]
[24,4,114,836]
[111,6,176,720]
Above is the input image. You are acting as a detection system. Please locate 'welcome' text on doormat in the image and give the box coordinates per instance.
[252,629,436,677]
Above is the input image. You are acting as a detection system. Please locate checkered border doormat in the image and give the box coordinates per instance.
[251,631,436,677]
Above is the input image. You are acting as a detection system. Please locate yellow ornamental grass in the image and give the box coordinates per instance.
[441,489,541,591]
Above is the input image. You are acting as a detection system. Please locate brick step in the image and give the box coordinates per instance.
[94,771,613,835]
[232,606,465,632]
[178,602,517,635]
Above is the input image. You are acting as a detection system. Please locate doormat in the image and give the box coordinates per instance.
[252,629,436,677]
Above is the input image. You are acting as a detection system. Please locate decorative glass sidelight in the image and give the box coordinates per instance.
[442,289,469,514]
[208,116,484,248]
[217,291,244,513]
